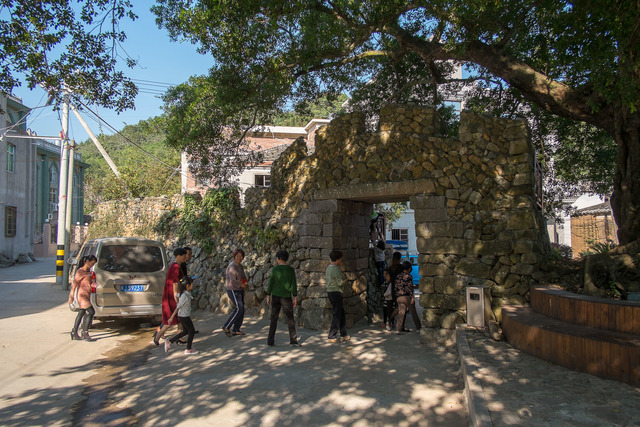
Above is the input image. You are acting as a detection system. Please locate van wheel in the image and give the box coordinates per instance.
[150,315,162,326]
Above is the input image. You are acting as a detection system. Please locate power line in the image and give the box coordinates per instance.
[76,99,184,175]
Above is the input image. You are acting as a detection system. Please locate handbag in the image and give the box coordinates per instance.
[383,283,392,299]
[69,286,80,312]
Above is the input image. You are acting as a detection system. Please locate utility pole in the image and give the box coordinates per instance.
[62,139,76,289]
[55,91,70,288]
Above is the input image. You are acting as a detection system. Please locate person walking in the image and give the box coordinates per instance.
[68,255,98,341]
[165,277,198,355]
[326,250,349,343]
[222,249,248,337]
[153,247,187,346]
[181,246,192,277]
[266,250,300,347]
[394,261,422,334]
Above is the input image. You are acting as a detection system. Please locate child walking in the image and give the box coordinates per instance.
[165,277,198,355]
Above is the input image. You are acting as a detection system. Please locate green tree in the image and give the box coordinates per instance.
[1,1,138,111]
[152,1,640,244]
[272,93,349,126]
[78,116,181,211]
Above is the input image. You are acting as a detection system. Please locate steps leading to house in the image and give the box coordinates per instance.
[502,287,640,386]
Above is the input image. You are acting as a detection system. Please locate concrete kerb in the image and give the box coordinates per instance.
[456,324,493,427]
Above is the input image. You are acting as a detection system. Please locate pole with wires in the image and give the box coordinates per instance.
[62,139,76,290]
[55,90,70,288]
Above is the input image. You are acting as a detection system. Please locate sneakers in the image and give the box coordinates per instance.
[290,342,301,348]
[327,338,339,343]
[184,349,199,355]
[164,340,171,353]
[341,335,351,342]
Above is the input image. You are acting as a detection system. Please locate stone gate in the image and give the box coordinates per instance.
[289,104,549,329]
[91,103,550,330]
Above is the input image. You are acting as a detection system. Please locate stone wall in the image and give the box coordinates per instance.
[90,104,549,330]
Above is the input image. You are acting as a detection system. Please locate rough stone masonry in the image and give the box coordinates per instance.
[91,104,549,330]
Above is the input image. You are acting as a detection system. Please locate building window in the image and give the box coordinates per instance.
[391,228,409,242]
[49,165,58,184]
[444,100,461,117]
[6,143,15,172]
[255,174,271,187]
[5,206,16,237]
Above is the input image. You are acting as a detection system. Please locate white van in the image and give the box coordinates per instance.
[70,237,168,320]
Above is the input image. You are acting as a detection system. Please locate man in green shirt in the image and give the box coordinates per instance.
[326,250,350,343]
[266,250,300,347]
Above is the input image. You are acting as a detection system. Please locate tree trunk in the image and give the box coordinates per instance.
[610,109,640,245]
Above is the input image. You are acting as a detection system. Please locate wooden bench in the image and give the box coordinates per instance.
[502,287,640,386]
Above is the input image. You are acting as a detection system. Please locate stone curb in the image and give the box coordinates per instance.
[456,324,493,427]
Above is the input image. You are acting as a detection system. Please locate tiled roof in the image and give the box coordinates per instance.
[574,202,612,216]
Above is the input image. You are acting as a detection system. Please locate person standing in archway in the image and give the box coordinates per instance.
[374,240,386,286]
[394,261,422,334]
[326,250,350,343]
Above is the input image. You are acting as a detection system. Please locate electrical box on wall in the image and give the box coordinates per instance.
[466,285,486,328]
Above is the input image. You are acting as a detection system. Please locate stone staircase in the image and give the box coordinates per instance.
[502,286,640,386]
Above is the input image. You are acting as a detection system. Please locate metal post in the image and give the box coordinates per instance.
[55,92,70,287]
[62,139,76,289]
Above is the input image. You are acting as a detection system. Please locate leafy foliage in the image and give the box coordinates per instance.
[271,93,348,126]
[77,116,181,212]
[151,0,640,243]
[374,203,409,231]
[1,0,138,111]
[155,188,239,254]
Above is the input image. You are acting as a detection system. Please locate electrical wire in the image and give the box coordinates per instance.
[75,99,184,175]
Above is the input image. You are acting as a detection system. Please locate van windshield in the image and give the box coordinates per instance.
[97,244,164,273]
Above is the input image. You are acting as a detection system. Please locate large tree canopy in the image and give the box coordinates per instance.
[153,0,640,244]
[0,0,138,111]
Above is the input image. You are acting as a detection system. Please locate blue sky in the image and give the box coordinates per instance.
[15,5,212,143]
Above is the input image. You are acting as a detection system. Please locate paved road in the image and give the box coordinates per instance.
[0,258,468,426]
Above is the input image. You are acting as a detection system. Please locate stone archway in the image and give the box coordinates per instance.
[96,104,550,331]
[291,104,549,330]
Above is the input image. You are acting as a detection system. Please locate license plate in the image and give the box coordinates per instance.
[120,284,145,292]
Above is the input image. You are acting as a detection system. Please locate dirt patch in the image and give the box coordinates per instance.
[71,321,153,426]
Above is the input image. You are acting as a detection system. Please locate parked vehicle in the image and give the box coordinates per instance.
[69,237,168,321]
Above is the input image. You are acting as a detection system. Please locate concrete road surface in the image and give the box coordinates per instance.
[0,258,467,426]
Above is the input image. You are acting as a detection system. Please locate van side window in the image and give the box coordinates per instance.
[98,245,164,273]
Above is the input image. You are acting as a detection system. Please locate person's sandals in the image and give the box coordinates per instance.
[152,331,160,346]
[223,327,232,337]
[232,331,246,336]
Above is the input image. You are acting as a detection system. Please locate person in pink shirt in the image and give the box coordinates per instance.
[68,255,97,341]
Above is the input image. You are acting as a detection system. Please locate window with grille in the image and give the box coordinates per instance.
[5,206,16,237]
[255,174,271,187]
[391,228,408,242]
[49,165,58,183]
[6,144,15,172]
